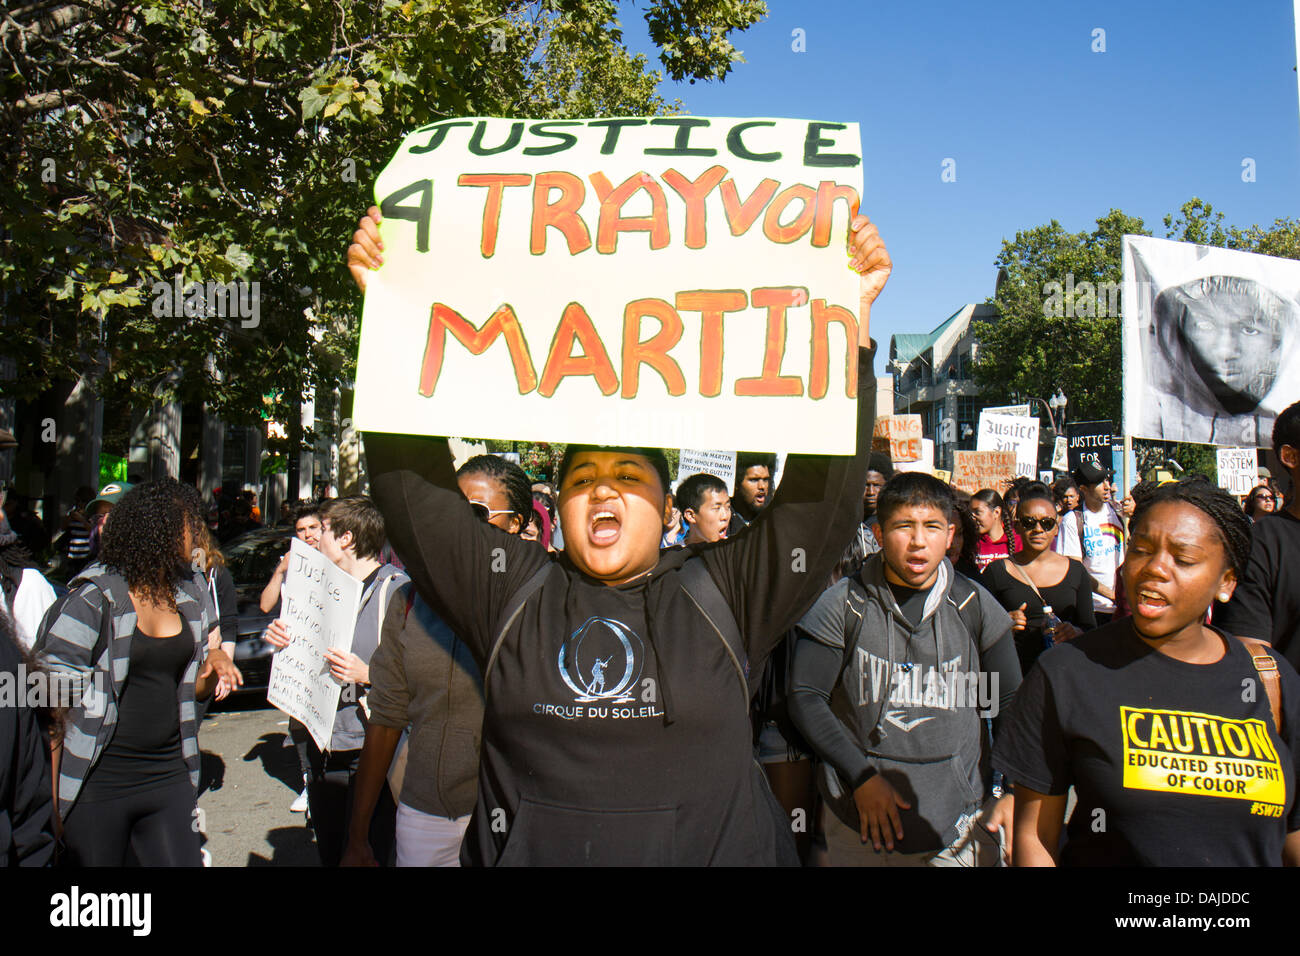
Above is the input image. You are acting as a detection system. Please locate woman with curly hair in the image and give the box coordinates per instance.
[34,478,242,866]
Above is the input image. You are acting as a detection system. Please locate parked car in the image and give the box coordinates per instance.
[222,526,294,695]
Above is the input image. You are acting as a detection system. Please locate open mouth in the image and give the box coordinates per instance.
[905,557,929,575]
[1134,588,1171,617]
[589,508,622,546]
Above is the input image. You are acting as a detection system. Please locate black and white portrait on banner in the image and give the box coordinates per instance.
[1123,235,1300,447]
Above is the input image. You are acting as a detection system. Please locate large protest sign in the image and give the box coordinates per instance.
[267,538,363,751]
[676,448,737,491]
[976,411,1039,479]
[872,414,923,463]
[951,450,1017,495]
[1216,448,1259,496]
[1067,420,1113,473]
[1123,235,1300,447]
[353,117,864,454]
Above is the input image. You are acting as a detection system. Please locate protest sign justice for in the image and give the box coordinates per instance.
[354,117,864,454]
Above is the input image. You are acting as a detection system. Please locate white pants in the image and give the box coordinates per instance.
[395,802,471,867]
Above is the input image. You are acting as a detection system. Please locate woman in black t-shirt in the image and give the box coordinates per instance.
[982,483,1095,674]
[995,478,1300,866]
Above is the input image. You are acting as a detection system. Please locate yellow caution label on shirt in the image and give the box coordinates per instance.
[1120,707,1285,806]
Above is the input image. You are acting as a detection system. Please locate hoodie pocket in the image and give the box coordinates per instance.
[496,798,676,866]
[873,755,981,855]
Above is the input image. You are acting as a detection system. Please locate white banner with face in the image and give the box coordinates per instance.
[1122,235,1300,448]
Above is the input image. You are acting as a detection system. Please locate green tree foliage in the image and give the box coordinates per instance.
[975,198,1300,465]
[972,209,1148,425]
[0,0,765,437]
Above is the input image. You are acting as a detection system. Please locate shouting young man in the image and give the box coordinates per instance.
[789,473,1021,867]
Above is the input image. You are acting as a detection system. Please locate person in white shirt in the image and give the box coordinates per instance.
[1056,461,1125,625]
[0,500,56,652]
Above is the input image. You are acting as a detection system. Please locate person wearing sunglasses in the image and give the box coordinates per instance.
[343,454,534,867]
[982,482,1097,675]
[1244,485,1276,522]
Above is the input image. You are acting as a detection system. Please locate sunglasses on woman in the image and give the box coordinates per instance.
[469,500,515,522]
[1016,515,1058,532]
[1252,493,1275,503]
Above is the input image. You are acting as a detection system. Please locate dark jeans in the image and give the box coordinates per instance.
[304,741,396,867]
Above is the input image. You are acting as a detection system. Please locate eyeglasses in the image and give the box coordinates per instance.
[1016,515,1058,532]
[1252,494,1275,502]
[468,500,515,522]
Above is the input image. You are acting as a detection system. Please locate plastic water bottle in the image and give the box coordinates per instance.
[1042,605,1063,650]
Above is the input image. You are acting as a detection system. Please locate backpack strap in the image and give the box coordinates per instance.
[841,579,866,671]
[945,571,985,648]
[482,562,555,696]
[1241,638,1283,735]
[376,574,397,632]
[677,559,749,707]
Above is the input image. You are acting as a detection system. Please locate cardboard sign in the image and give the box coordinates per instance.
[1216,448,1258,497]
[976,412,1040,479]
[1067,420,1113,474]
[353,117,864,454]
[676,448,737,492]
[894,438,935,474]
[951,450,1018,495]
[872,414,923,463]
[267,538,363,752]
[934,469,952,484]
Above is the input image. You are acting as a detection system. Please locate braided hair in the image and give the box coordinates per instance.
[1130,477,1252,578]
[1001,477,1036,547]
[458,454,533,527]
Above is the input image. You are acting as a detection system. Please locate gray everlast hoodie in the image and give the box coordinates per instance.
[790,555,1021,853]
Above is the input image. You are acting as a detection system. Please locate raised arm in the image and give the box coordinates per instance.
[364,432,549,662]
[699,216,888,660]
[347,205,551,658]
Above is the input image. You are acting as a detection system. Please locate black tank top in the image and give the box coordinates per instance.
[80,625,194,799]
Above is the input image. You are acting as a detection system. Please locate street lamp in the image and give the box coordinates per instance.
[1026,392,1066,435]
[1049,389,1068,428]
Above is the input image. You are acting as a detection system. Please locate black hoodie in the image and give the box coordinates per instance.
[364,346,875,865]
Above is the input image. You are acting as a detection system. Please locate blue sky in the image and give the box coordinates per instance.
[623,0,1300,373]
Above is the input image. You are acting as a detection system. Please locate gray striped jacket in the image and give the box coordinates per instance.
[33,564,215,819]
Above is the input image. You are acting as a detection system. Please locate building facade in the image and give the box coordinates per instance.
[889,303,998,472]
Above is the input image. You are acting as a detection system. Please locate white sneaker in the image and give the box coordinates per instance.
[201,848,212,867]
[290,789,309,813]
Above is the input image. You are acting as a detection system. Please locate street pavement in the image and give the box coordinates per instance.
[197,695,319,867]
